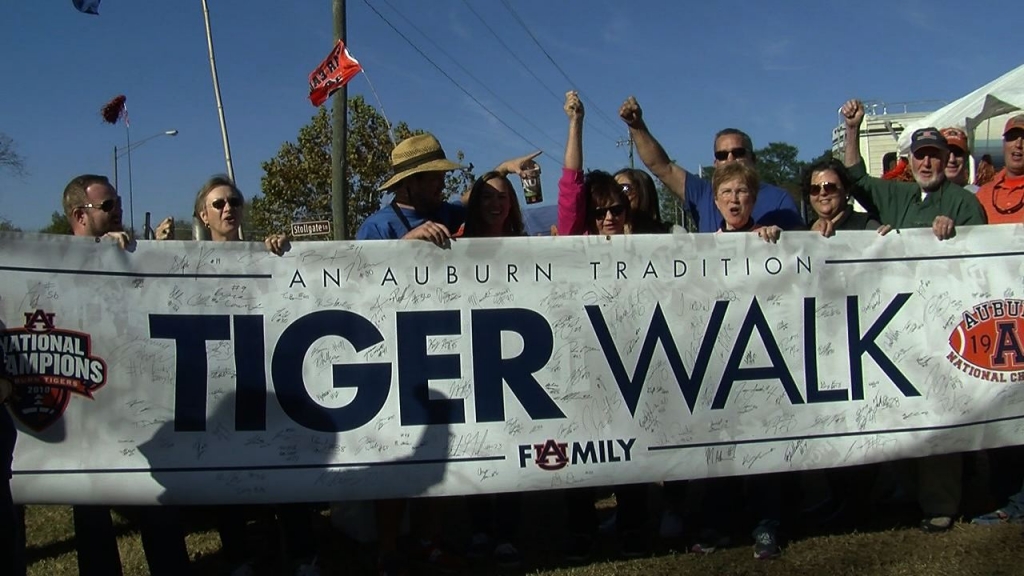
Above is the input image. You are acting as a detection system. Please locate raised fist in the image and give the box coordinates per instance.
[619,96,643,128]
[841,99,865,130]
[564,91,584,121]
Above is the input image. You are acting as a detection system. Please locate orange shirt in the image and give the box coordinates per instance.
[976,168,1024,224]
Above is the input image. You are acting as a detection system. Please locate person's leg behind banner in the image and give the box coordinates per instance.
[277,503,320,574]
[918,452,963,532]
[563,487,597,562]
[614,483,649,557]
[137,505,192,576]
[73,505,123,576]
[0,476,25,576]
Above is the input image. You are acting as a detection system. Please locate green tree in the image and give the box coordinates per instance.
[0,217,19,232]
[252,96,470,241]
[753,142,807,196]
[40,211,72,235]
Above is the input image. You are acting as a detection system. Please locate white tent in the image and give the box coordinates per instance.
[897,63,1024,153]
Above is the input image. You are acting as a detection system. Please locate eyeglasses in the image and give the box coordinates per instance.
[948,146,966,158]
[210,197,243,210]
[590,204,626,219]
[78,198,120,212]
[808,182,841,196]
[714,147,748,161]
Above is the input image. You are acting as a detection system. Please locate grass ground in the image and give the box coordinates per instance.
[21,494,1024,576]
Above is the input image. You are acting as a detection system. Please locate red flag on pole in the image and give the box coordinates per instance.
[308,40,362,107]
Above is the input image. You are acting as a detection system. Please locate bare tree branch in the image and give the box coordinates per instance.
[0,132,26,176]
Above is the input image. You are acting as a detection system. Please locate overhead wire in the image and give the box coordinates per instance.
[459,0,622,146]
[377,0,564,152]
[360,0,558,163]
[499,0,627,138]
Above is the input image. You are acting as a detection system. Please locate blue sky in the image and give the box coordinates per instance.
[1,0,1020,231]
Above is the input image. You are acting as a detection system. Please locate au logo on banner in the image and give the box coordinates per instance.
[948,299,1024,381]
[0,310,108,431]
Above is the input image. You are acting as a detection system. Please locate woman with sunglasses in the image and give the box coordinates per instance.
[801,157,890,237]
[613,168,675,233]
[558,91,632,237]
[179,176,312,575]
[557,90,658,561]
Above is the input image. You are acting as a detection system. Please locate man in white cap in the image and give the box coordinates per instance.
[357,133,468,246]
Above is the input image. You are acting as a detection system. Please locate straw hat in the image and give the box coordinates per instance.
[378,133,467,191]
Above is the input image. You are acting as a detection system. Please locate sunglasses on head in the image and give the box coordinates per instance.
[620,184,634,194]
[808,182,840,196]
[714,147,748,161]
[211,197,243,210]
[591,204,626,219]
[78,198,120,212]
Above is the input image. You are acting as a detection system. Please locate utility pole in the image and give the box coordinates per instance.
[331,0,349,240]
[615,135,634,168]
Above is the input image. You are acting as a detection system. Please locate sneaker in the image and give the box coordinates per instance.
[293,557,321,576]
[972,508,1024,525]
[493,541,522,568]
[690,528,730,554]
[920,516,953,532]
[659,509,684,539]
[418,540,464,573]
[563,533,595,562]
[466,532,492,559]
[752,524,781,560]
[618,530,648,558]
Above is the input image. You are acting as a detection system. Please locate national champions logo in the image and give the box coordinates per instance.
[947,299,1024,381]
[1,310,108,431]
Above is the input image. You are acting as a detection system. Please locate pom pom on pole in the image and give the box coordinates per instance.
[101,95,127,125]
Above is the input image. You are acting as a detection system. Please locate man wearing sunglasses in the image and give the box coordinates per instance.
[618,96,804,233]
[841,99,986,242]
[62,174,130,249]
[59,174,193,574]
[974,115,1024,225]
[939,127,974,191]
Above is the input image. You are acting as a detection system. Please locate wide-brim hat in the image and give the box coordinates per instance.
[379,133,467,191]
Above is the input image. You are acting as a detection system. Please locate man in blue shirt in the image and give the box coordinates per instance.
[357,133,468,246]
[619,96,804,232]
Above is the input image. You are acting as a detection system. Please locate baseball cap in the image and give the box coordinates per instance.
[910,127,948,154]
[1004,114,1024,135]
[940,128,969,152]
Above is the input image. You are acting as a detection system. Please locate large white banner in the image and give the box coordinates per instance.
[2,227,1024,505]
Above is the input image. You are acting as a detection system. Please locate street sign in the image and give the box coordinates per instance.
[290,220,332,237]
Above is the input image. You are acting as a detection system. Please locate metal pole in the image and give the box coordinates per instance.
[201,0,235,182]
[125,122,135,234]
[331,0,348,240]
[113,146,119,191]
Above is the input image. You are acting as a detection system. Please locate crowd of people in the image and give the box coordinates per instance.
[2,93,1024,575]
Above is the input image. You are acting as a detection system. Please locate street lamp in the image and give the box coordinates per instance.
[113,129,178,233]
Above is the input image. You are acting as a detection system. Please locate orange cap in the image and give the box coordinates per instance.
[1004,114,1024,135]
[940,127,969,152]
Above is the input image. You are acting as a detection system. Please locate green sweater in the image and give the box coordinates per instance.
[848,159,987,228]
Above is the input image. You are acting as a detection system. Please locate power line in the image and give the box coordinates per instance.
[360,0,557,163]
[376,0,563,152]
[459,0,621,147]
[499,0,626,138]
[459,0,563,107]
